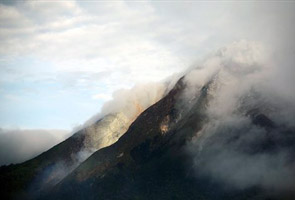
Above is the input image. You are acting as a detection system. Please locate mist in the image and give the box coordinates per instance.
[25,81,170,190]
[0,1,295,197]
[70,81,169,152]
[181,39,295,192]
[0,128,70,166]
[86,82,168,126]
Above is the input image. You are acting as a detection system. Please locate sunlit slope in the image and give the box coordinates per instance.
[0,112,137,199]
[46,74,295,200]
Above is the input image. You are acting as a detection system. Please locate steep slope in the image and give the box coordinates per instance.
[0,81,166,200]
[2,41,295,200]
[0,112,132,200]
[41,77,212,199]
[43,74,295,200]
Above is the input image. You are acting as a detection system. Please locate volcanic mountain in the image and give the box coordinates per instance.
[1,42,295,200]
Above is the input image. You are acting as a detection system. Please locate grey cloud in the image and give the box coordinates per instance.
[188,115,295,191]
[0,128,70,166]
[181,39,295,192]
[0,1,295,192]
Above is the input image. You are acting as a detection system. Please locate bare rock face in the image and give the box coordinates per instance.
[83,113,130,150]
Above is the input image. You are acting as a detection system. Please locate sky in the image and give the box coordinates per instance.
[0,1,294,131]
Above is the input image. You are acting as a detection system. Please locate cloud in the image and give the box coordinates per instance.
[188,115,295,191]
[0,1,187,129]
[2,1,294,130]
[181,40,295,192]
[0,128,70,166]
[91,93,112,101]
[84,81,168,129]
[0,1,181,79]
[25,81,169,189]
[1,1,295,91]
[0,2,294,196]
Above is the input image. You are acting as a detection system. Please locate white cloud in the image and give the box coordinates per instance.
[0,1,181,79]
[92,93,112,100]
[0,1,294,130]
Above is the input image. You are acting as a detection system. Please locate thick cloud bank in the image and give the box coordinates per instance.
[0,128,69,166]
[183,41,295,192]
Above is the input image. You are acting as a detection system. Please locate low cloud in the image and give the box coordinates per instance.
[188,116,295,191]
[0,128,70,166]
[25,82,169,190]
[182,40,295,192]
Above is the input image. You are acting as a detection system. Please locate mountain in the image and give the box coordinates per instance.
[41,75,295,200]
[1,43,295,200]
[1,72,295,200]
[42,76,209,200]
[0,112,133,199]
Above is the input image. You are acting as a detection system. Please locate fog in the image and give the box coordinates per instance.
[180,5,295,192]
[182,39,295,192]
[0,128,69,166]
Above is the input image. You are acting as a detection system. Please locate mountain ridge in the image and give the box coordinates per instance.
[1,57,295,200]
